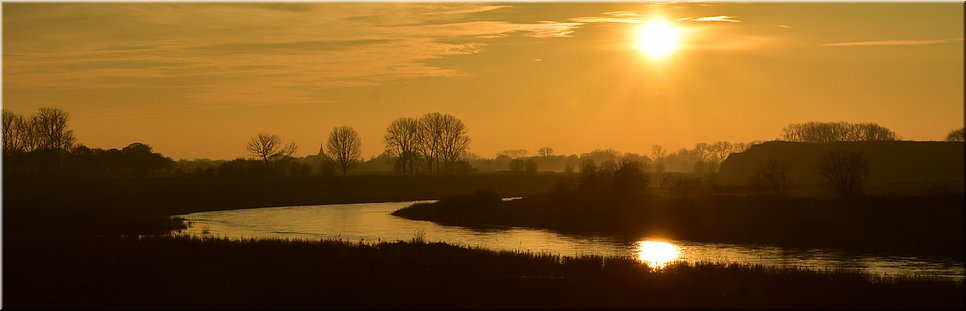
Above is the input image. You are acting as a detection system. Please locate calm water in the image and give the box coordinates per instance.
[177,200,964,280]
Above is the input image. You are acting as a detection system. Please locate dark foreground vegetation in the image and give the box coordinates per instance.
[3,174,558,237]
[394,190,965,259]
[5,235,962,309]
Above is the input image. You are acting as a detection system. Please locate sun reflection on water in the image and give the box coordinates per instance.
[635,240,681,269]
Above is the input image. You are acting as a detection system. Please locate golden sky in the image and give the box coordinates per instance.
[3,3,963,160]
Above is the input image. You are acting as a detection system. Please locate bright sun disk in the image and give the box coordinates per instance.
[635,18,682,59]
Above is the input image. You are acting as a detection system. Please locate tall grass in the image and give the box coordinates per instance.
[5,235,962,309]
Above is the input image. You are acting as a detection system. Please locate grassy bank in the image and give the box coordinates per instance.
[393,190,965,259]
[5,235,962,309]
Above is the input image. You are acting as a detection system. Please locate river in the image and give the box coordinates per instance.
[176,200,964,280]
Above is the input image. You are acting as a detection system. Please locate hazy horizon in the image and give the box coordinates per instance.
[3,3,963,160]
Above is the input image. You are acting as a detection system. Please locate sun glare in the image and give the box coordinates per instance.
[635,240,681,269]
[635,18,682,59]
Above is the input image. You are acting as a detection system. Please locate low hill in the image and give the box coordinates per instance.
[716,141,964,191]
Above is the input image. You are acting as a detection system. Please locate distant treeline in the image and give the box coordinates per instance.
[4,107,962,180]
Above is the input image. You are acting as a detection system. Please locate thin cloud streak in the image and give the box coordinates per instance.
[422,5,511,15]
[570,16,640,24]
[822,38,961,47]
[679,15,741,22]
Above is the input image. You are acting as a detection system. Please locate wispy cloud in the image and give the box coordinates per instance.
[422,5,510,16]
[520,21,584,38]
[575,12,741,24]
[383,20,582,39]
[822,38,961,47]
[777,24,792,29]
[601,11,642,18]
[3,4,579,108]
[570,16,640,24]
[679,15,741,23]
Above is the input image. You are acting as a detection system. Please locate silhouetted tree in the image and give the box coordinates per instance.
[611,159,649,197]
[650,145,667,173]
[247,133,297,167]
[384,117,422,175]
[851,123,897,141]
[418,113,470,174]
[31,107,75,152]
[751,158,789,197]
[498,149,528,159]
[3,111,32,176]
[577,159,599,192]
[120,142,176,177]
[819,150,870,199]
[538,147,553,158]
[599,159,618,175]
[946,127,965,142]
[326,126,362,176]
[3,110,29,155]
[509,158,525,173]
[782,122,897,143]
[524,158,538,174]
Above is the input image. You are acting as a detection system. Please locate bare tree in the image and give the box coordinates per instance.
[650,144,667,174]
[650,145,666,161]
[437,114,470,174]
[853,123,897,141]
[418,113,470,174]
[384,117,422,175]
[496,149,527,159]
[946,127,965,142]
[418,113,445,174]
[31,107,75,152]
[498,149,528,159]
[538,147,554,158]
[751,158,790,197]
[782,121,897,143]
[2,110,29,155]
[326,126,362,176]
[247,133,298,167]
[819,150,870,198]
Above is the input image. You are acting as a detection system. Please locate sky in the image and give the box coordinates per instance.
[3,2,963,160]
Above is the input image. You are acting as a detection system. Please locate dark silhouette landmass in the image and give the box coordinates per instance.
[5,235,962,309]
[717,141,964,194]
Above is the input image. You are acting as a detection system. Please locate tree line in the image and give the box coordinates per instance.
[3,108,174,178]
[246,112,471,177]
[781,121,898,143]
[384,112,470,175]
[3,107,963,181]
[3,108,75,156]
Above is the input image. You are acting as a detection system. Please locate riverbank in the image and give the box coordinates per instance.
[4,235,962,309]
[3,174,559,238]
[392,190,965,260]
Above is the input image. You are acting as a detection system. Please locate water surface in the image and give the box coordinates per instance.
[177,200,964,280]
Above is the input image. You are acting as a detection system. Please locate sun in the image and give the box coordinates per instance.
[635,18,682,59]
[635,240,681,269]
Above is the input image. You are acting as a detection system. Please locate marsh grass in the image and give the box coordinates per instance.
[5,235,962,309]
